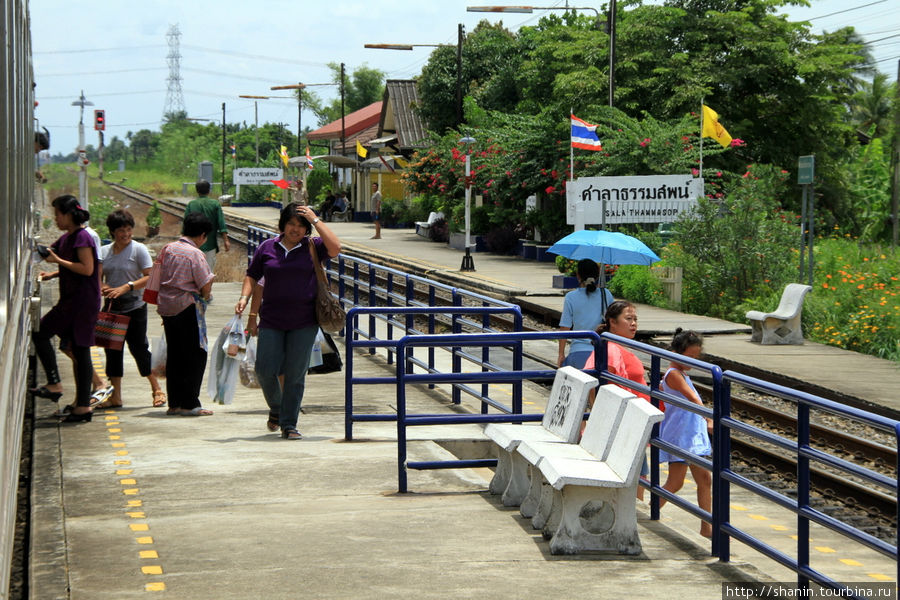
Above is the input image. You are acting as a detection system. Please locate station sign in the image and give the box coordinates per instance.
[233,167,283,185]
[797,155,814,185]
[566,175,704,225]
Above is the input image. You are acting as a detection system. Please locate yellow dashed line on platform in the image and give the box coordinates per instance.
[747,514,768,521]
[868,573,893,581]
[136,536,154,544]
[141,566,163,575]
[140,550,158,559]
[130,523,150,532]
[815,546,836,553]
[145,582,166,591]
[840,559,863,567]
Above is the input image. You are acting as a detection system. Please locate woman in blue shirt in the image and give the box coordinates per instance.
[557,259,614,368]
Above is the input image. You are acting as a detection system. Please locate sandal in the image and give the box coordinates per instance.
[180,407,213,416]
[266,416,279,432]
[30,386,63,402]
[93,398,123,409]
[165,407,180,415]
[89,385,115,407]
[281,427,302,440]
[152,390,168,407]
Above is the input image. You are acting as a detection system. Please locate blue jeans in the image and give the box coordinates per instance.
[255,326,317,429]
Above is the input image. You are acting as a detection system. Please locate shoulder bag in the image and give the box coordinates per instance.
[142,243,169,305]
[94,299,130,350]
[308,239,346,334]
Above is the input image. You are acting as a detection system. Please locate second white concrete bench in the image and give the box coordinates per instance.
[518,384,664,555]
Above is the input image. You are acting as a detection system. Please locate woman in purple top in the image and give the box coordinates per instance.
[235,203,341,439]
[30,195,101,422]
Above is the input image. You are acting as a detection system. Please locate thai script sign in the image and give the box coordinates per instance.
[566,175,704,224]
[233,167,283,185]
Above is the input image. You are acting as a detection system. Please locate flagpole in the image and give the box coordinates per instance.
[699,99,704,179]
[569,109,574,181]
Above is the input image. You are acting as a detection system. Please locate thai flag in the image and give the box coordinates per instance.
[571,114,603,151]
[230,144,236,158]
[305,146,314,170]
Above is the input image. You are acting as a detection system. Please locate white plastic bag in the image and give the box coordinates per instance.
[239,336,260,388]
[309,328,324,369]
[208,319,240,404]
[151,333,167,378]
[222,315,245,359]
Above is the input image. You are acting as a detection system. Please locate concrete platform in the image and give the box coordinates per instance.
[30,282,770,599]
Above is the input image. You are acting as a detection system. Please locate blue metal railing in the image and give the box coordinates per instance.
[716,370,900,592]
[343,305,524,441]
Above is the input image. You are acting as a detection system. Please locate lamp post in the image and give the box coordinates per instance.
[365,23,465,127]
[459,135,476,272]
[467,4,613,109]
[271,82,334,157]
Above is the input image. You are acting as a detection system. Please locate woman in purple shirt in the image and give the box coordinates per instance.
[30,195,101,422]
[235,203,341,439]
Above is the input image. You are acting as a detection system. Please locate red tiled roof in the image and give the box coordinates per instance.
[307,101,383,140]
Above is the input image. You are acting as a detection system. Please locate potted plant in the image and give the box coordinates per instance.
[146,200,162,237]
[553,255,579,289]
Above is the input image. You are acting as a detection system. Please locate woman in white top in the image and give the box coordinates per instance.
[97,209,166,408]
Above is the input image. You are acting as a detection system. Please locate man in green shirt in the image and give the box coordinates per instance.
[183,180,230,269]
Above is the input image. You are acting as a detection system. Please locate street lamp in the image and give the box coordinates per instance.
[365,24,465,127]
[467,4,614,109]
[459,135,476,272]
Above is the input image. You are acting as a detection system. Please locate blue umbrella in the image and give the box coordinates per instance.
[547,230,660,265]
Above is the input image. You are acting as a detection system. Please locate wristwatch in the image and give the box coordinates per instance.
[312,217,320,225]
[127,281,134,291]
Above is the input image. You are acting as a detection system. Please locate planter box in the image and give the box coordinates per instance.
[552,275,579,289]
[449,232,483,252]
[535,245,554,262]
[521,242,537,260]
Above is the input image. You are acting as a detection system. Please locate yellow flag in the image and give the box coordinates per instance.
[701,105,732,148]
[394,156,408,168]
[356,139,368,159]
[279,145,290,167]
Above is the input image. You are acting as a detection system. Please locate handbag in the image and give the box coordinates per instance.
[309,239,346,334]
[142,244,169,305]
[94,300,131,351]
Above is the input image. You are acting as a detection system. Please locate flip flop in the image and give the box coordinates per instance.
[152,390,168,407]
[93,398,123,409]
[89,385,115,407]
[180,407,213,416]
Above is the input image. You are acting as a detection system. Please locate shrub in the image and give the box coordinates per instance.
[556,255,577,276]
[429,218,449,243]
[409,195,438,223]
[484,226,520,254]
[607,265,669,308]
[88,195,118,241]
[146,200,162,229]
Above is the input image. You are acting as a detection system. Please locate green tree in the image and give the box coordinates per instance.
[849,73,896,139]
[305,64,385,126]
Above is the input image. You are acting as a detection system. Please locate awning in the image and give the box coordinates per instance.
[368,134,398,148]
[359,155,406,172]
[288,154,358,168]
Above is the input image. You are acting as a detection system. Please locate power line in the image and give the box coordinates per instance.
[38,67,166,77]
[808,0,887,21]
[33,44,164,54]
[181,44,330,68]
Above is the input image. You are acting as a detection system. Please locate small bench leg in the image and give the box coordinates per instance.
[547,486,642,555]
[501,453,530,506]
[541,488,563,540]
[489,449,511,495]
[519,465,542,518]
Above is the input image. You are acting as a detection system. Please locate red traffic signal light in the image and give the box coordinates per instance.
[94,109,105,131]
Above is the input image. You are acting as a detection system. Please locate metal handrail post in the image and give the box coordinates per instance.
[368,267,376,355]
[451,290,462,405]
[386,271,394,365]
[797,401,811,590]
[428,286,436,388]
[344,309,355,440]
[649,354,662,521]
[396,338,409,493]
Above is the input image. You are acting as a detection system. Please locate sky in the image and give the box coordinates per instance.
[31,0,900,157]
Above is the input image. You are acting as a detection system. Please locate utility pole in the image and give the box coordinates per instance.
[892,59,899,248]
[221,102,227,195]
[457,24,464,127]
[71,91,93,208]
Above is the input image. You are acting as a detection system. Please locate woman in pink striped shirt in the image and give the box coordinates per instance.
[156,212,215,416]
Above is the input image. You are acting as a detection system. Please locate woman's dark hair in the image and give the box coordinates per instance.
[278,202,312,233]
[52,194,90,225]
[576,259,600,295]
[182,211,213,238]
[106,209,135,233]
[670,328,703,354]
[596,300,635,334]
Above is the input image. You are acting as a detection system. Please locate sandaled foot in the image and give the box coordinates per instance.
[152,390,167,407]
[266,417,279,432]
[281,427,302,440]
[94,398,123,409]
[30,386,63,402]
[180,407,213,416]
[89,385,115,407]
[165,407,180,415]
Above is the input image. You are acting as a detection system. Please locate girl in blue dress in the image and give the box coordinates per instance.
[658,328,712,537]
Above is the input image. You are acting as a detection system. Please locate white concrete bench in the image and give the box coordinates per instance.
[745,283,812,345]
[415,211,444,238]
[331,206,351,223]
[518,384,664,555]
[483,366,598,507]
